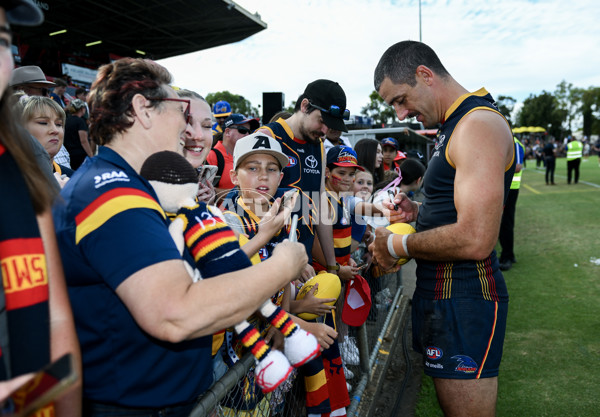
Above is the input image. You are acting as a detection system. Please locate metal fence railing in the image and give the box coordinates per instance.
[189,266,405,417]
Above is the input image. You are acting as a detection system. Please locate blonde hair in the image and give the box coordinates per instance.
[19,95,66,125]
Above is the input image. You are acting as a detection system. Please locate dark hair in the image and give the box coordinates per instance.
[87,58,172,145]
[75,87,87,96]
[354,138,384,184]
[374,41,450,91]
[293,95,317,114]
[53,78,68,87]
[1,94,56,213]
[398,158,426,185]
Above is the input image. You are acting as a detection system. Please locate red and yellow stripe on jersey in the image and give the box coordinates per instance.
[75,188,165,244]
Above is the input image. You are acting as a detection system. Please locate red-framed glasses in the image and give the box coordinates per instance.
[150,98,191,125]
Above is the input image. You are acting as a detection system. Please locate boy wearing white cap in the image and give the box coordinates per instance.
[221,133,337,411]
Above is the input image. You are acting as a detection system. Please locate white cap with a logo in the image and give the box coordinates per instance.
[233,132,289,170]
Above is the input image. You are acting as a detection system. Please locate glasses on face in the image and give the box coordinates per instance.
[309,102,350,120]
[150,97,191,125]
[231,126,252,135]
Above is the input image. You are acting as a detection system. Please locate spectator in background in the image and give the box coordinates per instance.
[323,126,352,153]
[0,2,82,415]
[211,99,232,136]
[9,65,55,96]
[354,137,384,184]
[52,57,307,414]
[565,135,583,184]
[498,137,525,271]
[543,138,557,185]
[206,113,259,203]
[380,137,406,171]
[258,79,347,279]
[64,98,93,170]
[177,89,217,203]
[74,87,89,120]
[593,137,600,167]
[49,78,69,108]
[9,65,71,169]
[17,95,73,187]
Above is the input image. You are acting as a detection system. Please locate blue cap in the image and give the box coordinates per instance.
[326,146,364,171]
[212,100,232,118]
[223,113,260,132]
[381,137,399,150]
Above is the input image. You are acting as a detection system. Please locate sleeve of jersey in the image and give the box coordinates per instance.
[74,187,181,290]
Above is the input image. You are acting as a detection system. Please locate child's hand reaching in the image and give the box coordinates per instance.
[291,284,336,317]
[339,264,359,281]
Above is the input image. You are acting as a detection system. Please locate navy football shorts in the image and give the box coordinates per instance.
[411,294,508,379]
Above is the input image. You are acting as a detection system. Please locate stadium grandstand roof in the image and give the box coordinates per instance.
[14,0,266,65]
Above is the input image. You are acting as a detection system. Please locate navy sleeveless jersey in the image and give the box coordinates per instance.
[261,118,324,257]
[415,88,514,301]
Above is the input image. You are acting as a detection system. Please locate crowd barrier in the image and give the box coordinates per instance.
[188,267,405,417]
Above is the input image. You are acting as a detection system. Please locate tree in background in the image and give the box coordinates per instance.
[554,80,583,134]
[205,91,259,117]
[580,87,600,138]
[361,90,397,126]
[496,95,516,125]
[516,91,567,140]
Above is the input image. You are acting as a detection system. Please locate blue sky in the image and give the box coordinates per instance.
[158,0,600,122]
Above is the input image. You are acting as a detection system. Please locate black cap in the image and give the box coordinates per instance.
[4,0,44,26]
[303,79,348,132]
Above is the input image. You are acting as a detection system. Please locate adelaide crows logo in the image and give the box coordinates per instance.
[452,355,478,373]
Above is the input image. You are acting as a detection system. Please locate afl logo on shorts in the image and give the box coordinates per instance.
[287,156,297,167]
[426,346,443,360]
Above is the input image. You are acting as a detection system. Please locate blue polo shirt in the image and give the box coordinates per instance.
[52,147,212,407]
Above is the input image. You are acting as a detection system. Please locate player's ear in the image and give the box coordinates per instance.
[278,172,283,185]
[325,166,331,178]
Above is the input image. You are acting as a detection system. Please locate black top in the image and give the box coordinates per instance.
[63,115,89,158]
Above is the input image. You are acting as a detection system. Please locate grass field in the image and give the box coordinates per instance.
[415,156,600,417]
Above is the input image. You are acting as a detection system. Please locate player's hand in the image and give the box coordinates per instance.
[368,226,398,270]
[382,192,419,224]
[272,240,308,280]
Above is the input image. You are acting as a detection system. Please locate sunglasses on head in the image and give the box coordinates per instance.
[231,126,252,135]
[309,102,350,120]
[149,97,191,125]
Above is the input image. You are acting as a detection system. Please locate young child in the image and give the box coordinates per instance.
[351,168,374,252]
[223,132,337,414]
[312,146,391,281]
[381,137,406,171]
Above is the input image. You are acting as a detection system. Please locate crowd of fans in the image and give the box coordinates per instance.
[5,48,426,417]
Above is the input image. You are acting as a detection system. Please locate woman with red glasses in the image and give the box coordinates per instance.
[52,57,307,415]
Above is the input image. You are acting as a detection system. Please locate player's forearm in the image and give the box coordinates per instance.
[400,222,497,262]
